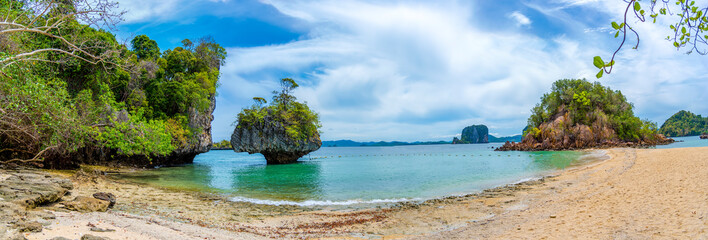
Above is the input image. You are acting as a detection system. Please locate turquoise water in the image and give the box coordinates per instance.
[115,143,602,206]
[655,136,708,149]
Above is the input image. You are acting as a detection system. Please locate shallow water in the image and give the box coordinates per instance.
[654,136,708,149]
[114,143,601,206]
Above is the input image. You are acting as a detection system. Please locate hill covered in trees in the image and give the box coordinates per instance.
[659,110,708,137]
[498,79,672,151]
[0,2,225,168]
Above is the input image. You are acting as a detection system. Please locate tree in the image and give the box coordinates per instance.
[131,35,160,60]
[0,0,124,71]
[594,0,707,78]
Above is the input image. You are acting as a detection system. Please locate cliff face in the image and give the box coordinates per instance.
[231,111,321,164]
[497,113,673,151]
[452,125,489,144]
[43,95,215,169]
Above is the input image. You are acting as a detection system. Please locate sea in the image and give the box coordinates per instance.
[113,136,706,207]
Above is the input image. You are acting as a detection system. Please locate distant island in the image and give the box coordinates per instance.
[659,110,708,137]
[322,133,521,147]
[453,125,489,144]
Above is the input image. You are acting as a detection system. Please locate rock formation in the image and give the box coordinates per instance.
[46,95,216,169]
[497,113,674,151]
[452,125,489,144]
[231,111,321,164]
[701,133,708,139]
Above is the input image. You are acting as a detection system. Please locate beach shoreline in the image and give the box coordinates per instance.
[19,146,708,239]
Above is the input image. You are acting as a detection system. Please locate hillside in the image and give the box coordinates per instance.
[0,4,225,168]
[498,79,672,151]
[659,110,708,137]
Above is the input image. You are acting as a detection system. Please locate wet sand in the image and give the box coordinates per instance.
[24,147,708,239]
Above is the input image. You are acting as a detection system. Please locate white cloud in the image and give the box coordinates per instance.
[209,0,708,142]
[118,0,182,23]
[509,11,532,27]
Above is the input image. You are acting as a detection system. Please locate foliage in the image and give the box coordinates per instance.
[212,140,232,149]
[659,110,708,136]
[0,2,225,165]
[236,78,322,141]
[595,0,708,77]
[526,79,658,142]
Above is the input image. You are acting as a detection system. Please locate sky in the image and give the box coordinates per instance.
[115,0,708,142]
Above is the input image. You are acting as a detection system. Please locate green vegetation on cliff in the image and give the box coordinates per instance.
[659,110,708,137]
[526,79,658,142]
[0,2,225,166]
[236,78,321,142]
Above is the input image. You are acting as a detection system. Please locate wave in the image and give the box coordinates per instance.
[228,196,421,206]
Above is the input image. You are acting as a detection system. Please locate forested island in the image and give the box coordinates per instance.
[659,110,708,137]
[0,2,225,168]
[498,79,673,151]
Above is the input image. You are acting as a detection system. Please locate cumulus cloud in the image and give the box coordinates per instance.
[207,0,708,142]
[509,11,532,27]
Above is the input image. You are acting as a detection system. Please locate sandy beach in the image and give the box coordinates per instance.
[19,147,708,239]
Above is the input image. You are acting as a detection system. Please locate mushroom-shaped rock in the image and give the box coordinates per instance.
[230,78,322,164]
[231,113,321,164]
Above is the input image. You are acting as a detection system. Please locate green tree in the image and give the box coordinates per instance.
[131,35,160,60]
[594,0,708,78]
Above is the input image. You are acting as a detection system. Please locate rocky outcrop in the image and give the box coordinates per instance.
[62,196,110,212]
[497,113,674,151]
[0,170,73,208]
[45,95,216,169]
[701,133,708,139]
[452,125,489,144]
[231,112,321,164]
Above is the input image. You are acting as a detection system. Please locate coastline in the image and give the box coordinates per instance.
[17,146,708,239]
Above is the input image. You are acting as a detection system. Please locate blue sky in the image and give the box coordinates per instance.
[116,0,708,142]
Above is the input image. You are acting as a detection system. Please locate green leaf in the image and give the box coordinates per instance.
[596,70,604,79]
[615,31,620,38]
[612,21,620,29]
[674,41,680,47]
[634,2,641,11]
[605,60,615,67]
[640,9,645,15]
[593,56,604,69]
[682,27,687,34]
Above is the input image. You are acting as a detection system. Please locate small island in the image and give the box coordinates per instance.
[452,125,489,144]
[659,110,708,137]
[498,79,673,151]
[231,78,322,164]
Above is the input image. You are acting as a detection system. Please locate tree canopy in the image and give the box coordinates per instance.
[659,110,708,137]
[236,78,321,142]
[594,0,708,78]
[0,1,226,166]
[526,79,658,142]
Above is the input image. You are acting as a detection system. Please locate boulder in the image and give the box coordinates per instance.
[0,170,73,208]
[92,192,116,208]
[63,196,110,212]
[701,133,708,139]
[231,113,321,164]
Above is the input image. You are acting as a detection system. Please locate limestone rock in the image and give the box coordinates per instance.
[452,125,489,144]
[0,170,72,208]
[92,192,116,208]
[63,196,110,212]
[497,114,674,151]
[81,234,111,240]
[231,113,321,164]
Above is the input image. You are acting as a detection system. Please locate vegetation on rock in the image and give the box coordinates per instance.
[0,1,225,168]
[498,79,672,151]
[212,140,232,149]
[659,110,708,137]
[236,78,321,142]
[232,78,322,164]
